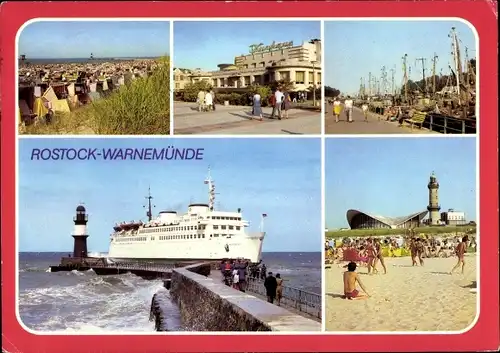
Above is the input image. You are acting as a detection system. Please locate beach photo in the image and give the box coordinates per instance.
[18,138,322,332]
[173,20,322,135]
[17,20,170,135]
[324,20,476,135]
[324,137,477,331]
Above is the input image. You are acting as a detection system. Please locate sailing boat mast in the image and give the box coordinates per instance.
[402,54,408,102]
[449,27,462,104]
[431,53,438,95]
[464,46,469,89]
[390,67,396,95]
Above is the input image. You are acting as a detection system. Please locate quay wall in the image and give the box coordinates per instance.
[167,263,321,332]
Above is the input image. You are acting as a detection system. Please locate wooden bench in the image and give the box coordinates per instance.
[405,111,427,130]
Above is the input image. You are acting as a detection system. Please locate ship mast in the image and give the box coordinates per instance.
[390,66,396,95]
[432,53,438,95]
[205,167,216,211]
[144,186,154,221]
[402,54,408,102]
[368,72,372,96]
[449,27,462,104]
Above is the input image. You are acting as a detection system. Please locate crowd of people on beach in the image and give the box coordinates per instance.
[219,259,285,306]
[325,233,475,300]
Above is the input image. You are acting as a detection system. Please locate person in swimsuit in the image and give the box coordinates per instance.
[343,262,370,300]
[409,237,419,266]
[366,239,377,274]
[275,273,284,306]
[415,238,425,266]
[450,235,469,274]
[372,238,387,274]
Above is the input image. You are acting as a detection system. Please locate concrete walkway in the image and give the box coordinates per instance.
[174,102,321,135]
[325,105,437,135]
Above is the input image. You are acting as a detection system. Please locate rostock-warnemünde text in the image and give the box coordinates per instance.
[30,147,205,161]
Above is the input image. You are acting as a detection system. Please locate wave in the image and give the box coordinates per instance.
[19,267,51,273]
[18,272,181,332]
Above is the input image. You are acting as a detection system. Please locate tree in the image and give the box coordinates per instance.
[269,79,294,92]
[182,81,212,102]
[324,86,340,98]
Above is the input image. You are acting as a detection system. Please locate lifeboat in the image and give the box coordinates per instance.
[116,221,143,231]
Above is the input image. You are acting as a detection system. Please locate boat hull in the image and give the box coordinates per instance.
[107,232,265,264]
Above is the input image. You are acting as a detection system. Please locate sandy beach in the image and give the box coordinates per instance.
[325,255,477,332]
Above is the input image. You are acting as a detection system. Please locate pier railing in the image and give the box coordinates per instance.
[345,103,476,134]
[246,277,321,320]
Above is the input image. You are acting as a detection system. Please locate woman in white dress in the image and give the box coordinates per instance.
[204,91,213,111]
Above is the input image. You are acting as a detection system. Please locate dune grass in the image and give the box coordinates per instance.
[326,225,477,239]
[22,57,170,135]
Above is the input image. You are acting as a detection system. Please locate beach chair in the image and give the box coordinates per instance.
[19,99,38,125]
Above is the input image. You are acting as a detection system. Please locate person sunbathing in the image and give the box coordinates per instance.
[343,262,370,300]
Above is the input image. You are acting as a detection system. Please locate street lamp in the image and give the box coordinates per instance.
[312,61,319,107]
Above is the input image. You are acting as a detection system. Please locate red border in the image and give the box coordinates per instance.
[1,1,498,352]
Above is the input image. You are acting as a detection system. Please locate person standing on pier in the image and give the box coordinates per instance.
[264,272,278,303]
[260,264,267,280]
[236,260,248,292]
[333,97,342,122]
[344,96,354,122]
[275,273,284,306]
[362,102,369,122]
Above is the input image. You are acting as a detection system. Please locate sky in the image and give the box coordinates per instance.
[18,21,170,59]
[324,20,477,95]
[325,137,477,229]
[18,138,321,253]
[174,21,320,71]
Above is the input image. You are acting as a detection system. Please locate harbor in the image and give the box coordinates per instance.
[46,200,321,331]
[325,22,477,134]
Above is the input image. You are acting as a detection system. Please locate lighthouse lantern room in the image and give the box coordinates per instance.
[72,205,89,258]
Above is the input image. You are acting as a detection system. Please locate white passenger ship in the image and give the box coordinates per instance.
[107,169,266,263]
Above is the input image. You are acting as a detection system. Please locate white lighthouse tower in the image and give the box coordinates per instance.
[72,205,89,258]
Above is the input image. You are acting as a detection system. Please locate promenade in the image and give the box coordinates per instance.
[174,102,321,135]
[325,105,437,135]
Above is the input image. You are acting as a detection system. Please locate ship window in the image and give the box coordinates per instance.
[221,225,226,230]
[198,234,201,238]
[194,226,198,230]
[202,234,205,238]
[214,234,219,237]
[216,217,221,220]
[213,225,219,230]
[210,234,212,237]
[229,225,234,230]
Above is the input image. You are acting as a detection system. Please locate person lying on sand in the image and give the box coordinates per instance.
[343,262,370,300]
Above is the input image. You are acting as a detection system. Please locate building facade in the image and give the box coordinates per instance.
[346,209,428,230]
[440,209,467,226]
[176,39,322,92]
[173,68,194,90]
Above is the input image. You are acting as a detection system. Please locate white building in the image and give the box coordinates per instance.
[440,209,467,226]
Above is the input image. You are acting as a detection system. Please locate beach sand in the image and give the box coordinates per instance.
[325,255,477,332]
